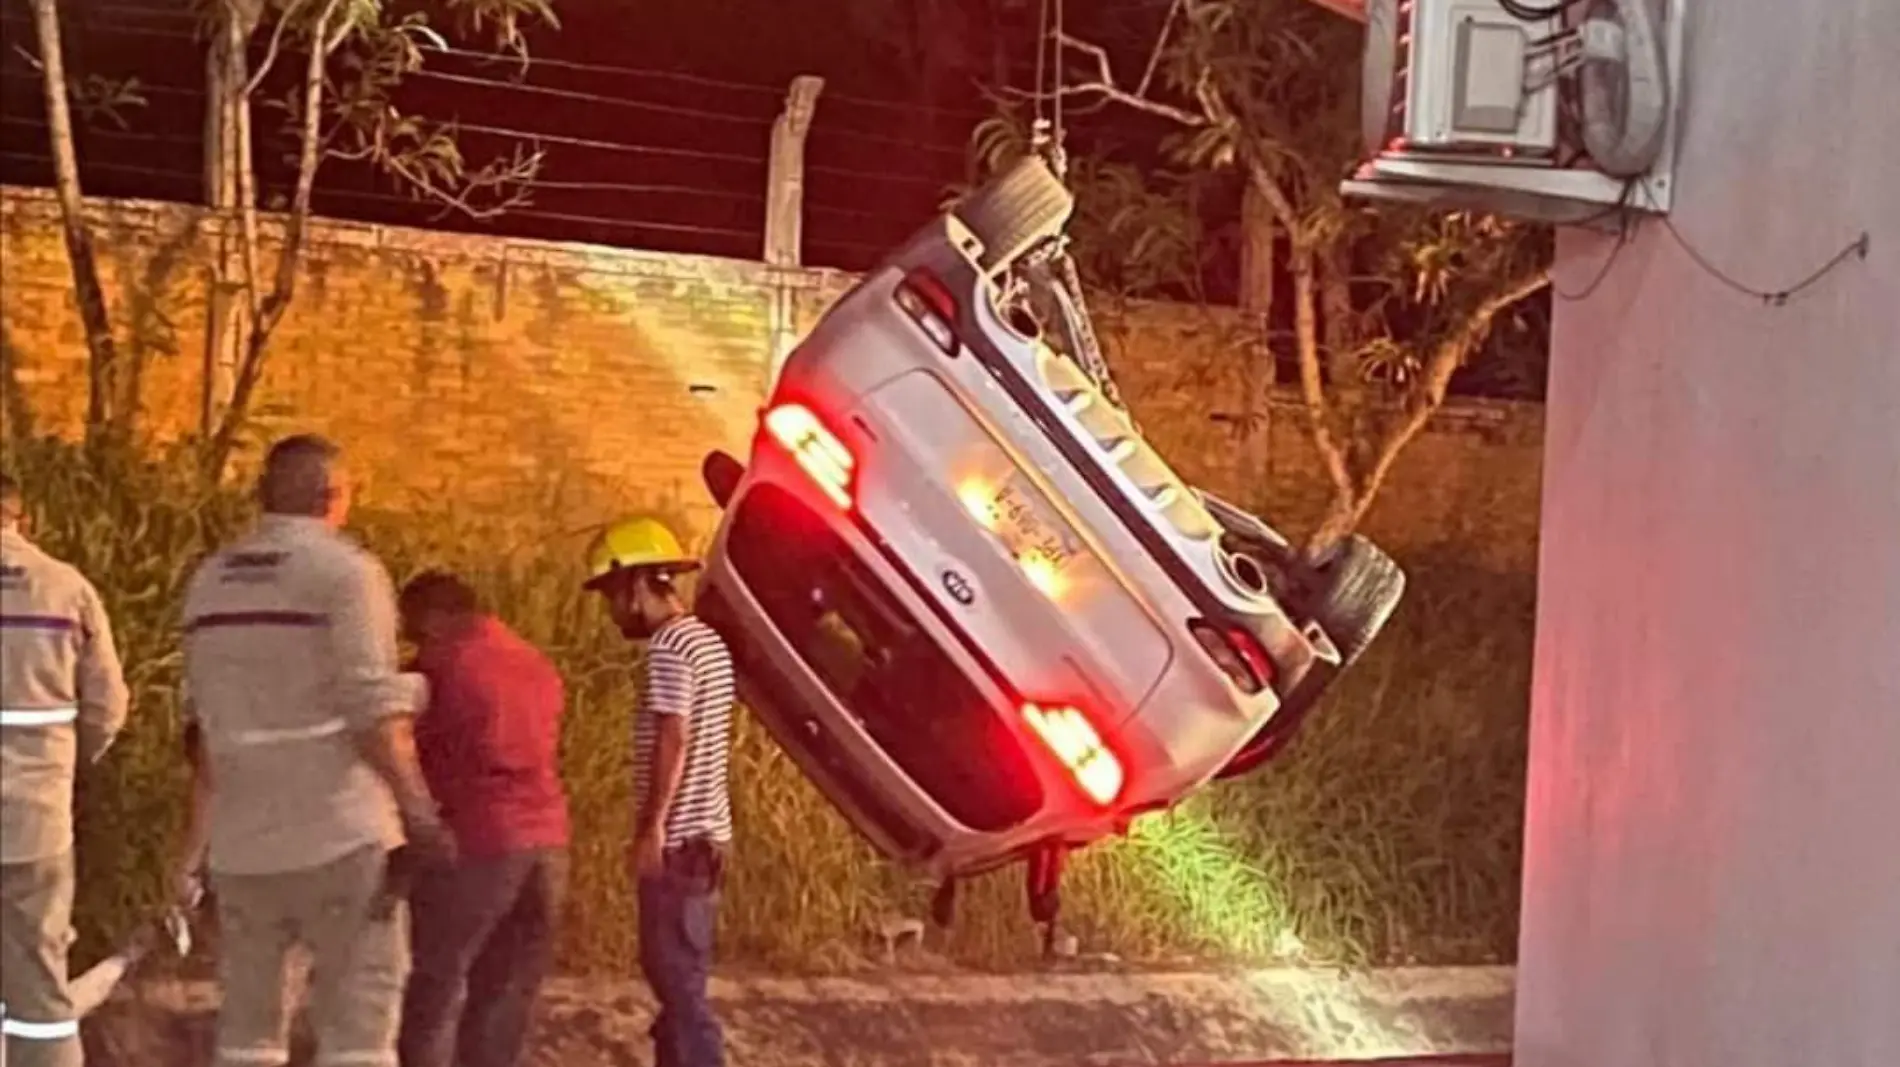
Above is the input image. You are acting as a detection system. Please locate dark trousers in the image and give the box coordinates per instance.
[397,848,567,1067]
[638,845,725,1067]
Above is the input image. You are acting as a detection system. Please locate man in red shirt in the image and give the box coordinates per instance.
[395,572,570,1067]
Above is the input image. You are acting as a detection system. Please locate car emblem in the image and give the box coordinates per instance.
[940,568,976,605]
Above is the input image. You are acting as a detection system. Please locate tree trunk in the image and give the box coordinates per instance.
[202,0,344,484]
[29,0,123,446]
[1287,238,1358,558]
[200,13,250,437]
[1340,268,1554,542]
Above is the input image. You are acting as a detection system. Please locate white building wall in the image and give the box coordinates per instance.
[1515,2,1900,1066]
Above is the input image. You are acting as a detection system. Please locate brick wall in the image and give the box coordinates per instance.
[0,186,1543,571]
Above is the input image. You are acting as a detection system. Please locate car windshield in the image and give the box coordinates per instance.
[724,483,1044,833]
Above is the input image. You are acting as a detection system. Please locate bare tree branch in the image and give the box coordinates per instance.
[1135,0,1186,99]
[206,0,346,477]
[242,0,310,96]
[987,0,1552,554]
[998,29,1210,127]
[1287,236,1355,530]
[1331,265,1553,541]
[261,0,345,338]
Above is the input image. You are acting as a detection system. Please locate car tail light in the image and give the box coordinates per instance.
[894,269,959,355]
[1022,702,1124,805]
[764,403,854,510]
[1189,620,1274,695]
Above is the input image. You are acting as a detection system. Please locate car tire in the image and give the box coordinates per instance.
[955,154,1075,272]
[1212,536,1405,782]
[1308,534,1406,667]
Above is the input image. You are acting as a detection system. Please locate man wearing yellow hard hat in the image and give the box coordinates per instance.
[582,516,734,1067]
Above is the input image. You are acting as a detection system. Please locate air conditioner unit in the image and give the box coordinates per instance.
[1345,0,1683,228]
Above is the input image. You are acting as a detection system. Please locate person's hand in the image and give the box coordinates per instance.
[167,853,205,912]
[403,806,459,868]
[629,827,665,881]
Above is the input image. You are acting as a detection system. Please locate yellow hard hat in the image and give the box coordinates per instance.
[582,515,698,590]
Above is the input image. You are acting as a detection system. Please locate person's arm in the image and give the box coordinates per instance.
[73,579,130,767]
[172,593,212,903]
[635,644,695,842]
[331,554,443,835]
[174,711,213,890]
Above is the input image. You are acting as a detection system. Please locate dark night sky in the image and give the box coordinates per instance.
[0,0,1080,272]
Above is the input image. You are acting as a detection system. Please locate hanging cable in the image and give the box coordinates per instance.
[1660,220,1871,307]
[1050,0,1067,176]
[1031,0,1051,152]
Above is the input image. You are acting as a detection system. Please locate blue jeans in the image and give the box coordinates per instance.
[637,862,724,1067]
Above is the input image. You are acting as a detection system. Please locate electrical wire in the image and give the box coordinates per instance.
[1640,182,1872,306]
[1052,0,1066,159]
[412,70,775,127]
[0,25,976,159]
[0,65,960,191]
[0,121,901,227]
[421,43,989,120]
[30,5,994,120]
[1552,215,1631,302]
[408,69,971,157]
[0,148,896,257]
[1032,0,1051,133]
[1553,180,1872,306]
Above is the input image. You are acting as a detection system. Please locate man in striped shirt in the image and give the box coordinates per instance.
[582,516,734,1067]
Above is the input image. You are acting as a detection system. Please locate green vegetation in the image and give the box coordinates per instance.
[20,439,1528,975]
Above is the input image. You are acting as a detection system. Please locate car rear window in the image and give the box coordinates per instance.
[725,483,1044,834]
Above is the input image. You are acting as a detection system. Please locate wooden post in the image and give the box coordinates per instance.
[763,75,823,267]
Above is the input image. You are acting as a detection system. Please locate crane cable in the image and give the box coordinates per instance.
[1026,0,1122,407]
[1030,0,1068,177]
[1033,0,1117,404]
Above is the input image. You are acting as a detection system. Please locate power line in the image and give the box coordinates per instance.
[0,67,196,100]
[431,121,762,169]
[0,113,189,145]
[17,8,993,121]
[0,39,976,160]
[0,150,764,244]
[419,42,992,121]
[407,69,774,129]
[72,2,992,120]
[413,68,973,158]
[0,110,951,210]
[0,150,897,254]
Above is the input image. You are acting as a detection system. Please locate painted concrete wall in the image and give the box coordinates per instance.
[1515,2,1900,1067]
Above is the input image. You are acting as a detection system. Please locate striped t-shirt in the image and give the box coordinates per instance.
[631,614,736,847]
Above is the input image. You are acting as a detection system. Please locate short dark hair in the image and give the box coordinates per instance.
[259,433,342,515]
[399,570,481,619]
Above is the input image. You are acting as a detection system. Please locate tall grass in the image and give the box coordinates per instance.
[11,439,1531,974]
